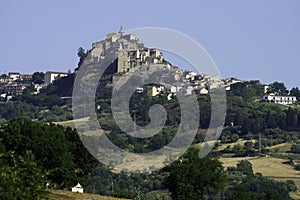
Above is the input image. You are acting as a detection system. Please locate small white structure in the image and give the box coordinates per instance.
[33,83,47,94]
[199,87,209,94]
[170,86,178,93]
[0,93,6,99]
[71,183,83,193]
[44,71,69,85]
[136,87,144,93]
[262,94,297,105]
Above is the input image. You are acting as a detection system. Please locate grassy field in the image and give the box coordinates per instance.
[49,190,128,200]
[267,142,293,153]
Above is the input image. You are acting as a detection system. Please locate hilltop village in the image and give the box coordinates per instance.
[0,27,298,105]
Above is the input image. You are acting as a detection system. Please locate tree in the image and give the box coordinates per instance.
[163,148,226,200]
[77,47,88,68]
[0,118,98,188]
[236,160,253,176]
[32,72,45,84]
[267,82,288,95]
[290,87,300,101]
[0,73,8,78]
[0,151,49,199]
[286,107,298,128]
[291,143,300,154]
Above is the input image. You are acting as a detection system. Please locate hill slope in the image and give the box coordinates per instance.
[49,190,128,200]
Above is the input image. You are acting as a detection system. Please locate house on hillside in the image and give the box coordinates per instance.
[8,72,20,81]
[44,71,69,85]
[0,76,13,83]
[20,74,33,81]
[4,83,29,95]
[71,183,83,193]
[262,93,297,105]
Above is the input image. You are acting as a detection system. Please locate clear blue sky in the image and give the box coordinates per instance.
[0,0,299,89]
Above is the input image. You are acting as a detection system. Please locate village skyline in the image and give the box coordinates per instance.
[1,1,300,89]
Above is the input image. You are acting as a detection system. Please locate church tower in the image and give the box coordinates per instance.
[119,26,124,36]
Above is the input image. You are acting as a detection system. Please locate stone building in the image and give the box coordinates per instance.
[87,27,163,74]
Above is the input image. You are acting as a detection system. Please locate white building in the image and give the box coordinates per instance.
[0,93,6,99]
[33,83,47,94]
[71,183,83,193]
[199,87,209,94]
[262,94,297,105]
[8,72,20,81]
[44,71,69,85]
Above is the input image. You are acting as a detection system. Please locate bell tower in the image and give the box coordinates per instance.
[119,26,124,36]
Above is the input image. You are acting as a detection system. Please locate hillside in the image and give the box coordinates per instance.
[49,190,128,200]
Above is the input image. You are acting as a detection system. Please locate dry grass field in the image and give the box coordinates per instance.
[217,139,257,151]
[55,117,90,129]
[267,142,293,153]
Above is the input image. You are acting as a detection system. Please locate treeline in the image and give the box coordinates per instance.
[0,101,73,123]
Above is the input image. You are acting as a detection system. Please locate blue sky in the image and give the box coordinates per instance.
[0,0,299,89]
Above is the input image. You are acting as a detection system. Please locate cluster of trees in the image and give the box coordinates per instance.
[0,151,49,199]
[0,101,72,123]
[162,148,295,200]
[225,95,300,134]
[163,148,226,200]
[86,165,165,199]
[32,72,45,84]
[290,87,300,100]
[230,80,300,102]
[229,81,264,100]
[226,160,297,199]
[0,119,98,199]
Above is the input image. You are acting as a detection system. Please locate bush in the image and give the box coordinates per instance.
[291,143,300,154]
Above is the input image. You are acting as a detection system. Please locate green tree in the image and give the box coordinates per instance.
[0,118,98,188]
[163,148,226,200]
[32,72,45,84]
[77,47,88,68]
[0,151,49,199]
[267,82,288,95]
[291,143,300,154]
[290,87,300,101]
[236,160,253,176]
